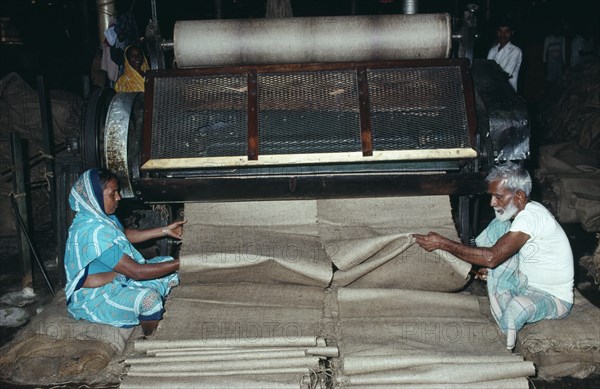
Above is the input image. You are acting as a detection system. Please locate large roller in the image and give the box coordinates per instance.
[174,13,451,67]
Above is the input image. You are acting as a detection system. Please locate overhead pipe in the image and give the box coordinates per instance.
[402,0,419,14]
[96,0,116,48]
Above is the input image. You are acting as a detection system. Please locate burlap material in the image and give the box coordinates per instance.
[121,282,328,388]
[536,142,600,230]
[15,289,132,353]
[124,283,535,387]
[580,238,600,288]
[318,196,470,290]
[332,287,534,387]
[180,196,471,291]
[146,283,325,344]
[0,290,134,385]
[0,72,81,146]
[516,289,600,379]
[120,192,537,387]
[0,335,118,384]
[0,72,83,236]
[121,374,306,388]
[179,200,333,287]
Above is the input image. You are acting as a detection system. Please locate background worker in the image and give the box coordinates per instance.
[114,45,149,92]
[487,20,523,92]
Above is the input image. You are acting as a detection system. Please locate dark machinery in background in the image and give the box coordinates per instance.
[63,6,528,266]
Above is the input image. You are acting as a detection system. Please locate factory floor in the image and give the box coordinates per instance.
[1,217,599,388]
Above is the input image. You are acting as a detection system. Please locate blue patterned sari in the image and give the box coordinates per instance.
[64,170,179,327]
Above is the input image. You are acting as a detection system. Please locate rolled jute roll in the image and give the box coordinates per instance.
[174,13,451,67]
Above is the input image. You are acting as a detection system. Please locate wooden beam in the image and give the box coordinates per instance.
[357,67,373,156]
[247,71,259,160]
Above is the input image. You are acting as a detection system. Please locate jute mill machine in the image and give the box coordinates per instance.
[78,8,529,247]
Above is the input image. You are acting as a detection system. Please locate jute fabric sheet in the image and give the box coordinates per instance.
[140,283,325,344]
[180,196,471,291]
[332,287,535,387]
[122,282,330,388]
[0,290,132,386]
[122,197,535,387]
[516,289,600,379]
[124,284,536,387]
[317,196,470,289]
[120,375,306,389]
[179,200,333,287]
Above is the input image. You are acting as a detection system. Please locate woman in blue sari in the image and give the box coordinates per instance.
[64,168,184,335]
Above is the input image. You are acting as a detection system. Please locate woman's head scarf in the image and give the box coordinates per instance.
[114,45,149,92]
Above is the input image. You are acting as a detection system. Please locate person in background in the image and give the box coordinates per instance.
[413,162,574,351]
[114,45,149,92]
[570,25,595,67]
[487,20,522,92]
[543,22,566,82]
[64,168,186,336]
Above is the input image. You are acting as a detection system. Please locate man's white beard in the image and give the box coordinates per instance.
[494,201,519,222]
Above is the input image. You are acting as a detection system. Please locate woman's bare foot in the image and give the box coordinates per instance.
[140,320,160,336]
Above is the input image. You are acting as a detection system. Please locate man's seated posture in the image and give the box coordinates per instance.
[414,162,574,350]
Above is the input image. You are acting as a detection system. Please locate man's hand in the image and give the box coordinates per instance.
[414,230,529,269]
[412,232,447,252]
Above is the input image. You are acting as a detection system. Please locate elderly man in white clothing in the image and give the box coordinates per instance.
[487,21,523,92]
[413,162,574,350]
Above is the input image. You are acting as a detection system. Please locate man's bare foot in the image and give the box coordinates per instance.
[473,268,489,281]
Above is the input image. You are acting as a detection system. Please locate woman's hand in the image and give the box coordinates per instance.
[162,219,187,239]
[114,255,180,281]
[126,220,188,244]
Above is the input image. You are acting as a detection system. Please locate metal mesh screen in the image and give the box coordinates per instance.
[147,63,473,165]
[257,71,360,155]
[150,75,248,159]
[368,66,470,151]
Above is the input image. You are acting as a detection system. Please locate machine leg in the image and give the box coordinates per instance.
[458,195,472,245]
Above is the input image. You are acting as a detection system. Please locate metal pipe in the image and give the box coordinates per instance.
[214,0,222,19]
[402,0,418,14]
[151,0,158,22]
[96,0,116,48]
[10,193,56,296]
[161,40,174,50]
[36,75,58,277]
[9,133,31,289]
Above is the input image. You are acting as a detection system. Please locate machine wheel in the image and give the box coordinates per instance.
[104,92,143,199]
[82,87,115,169]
